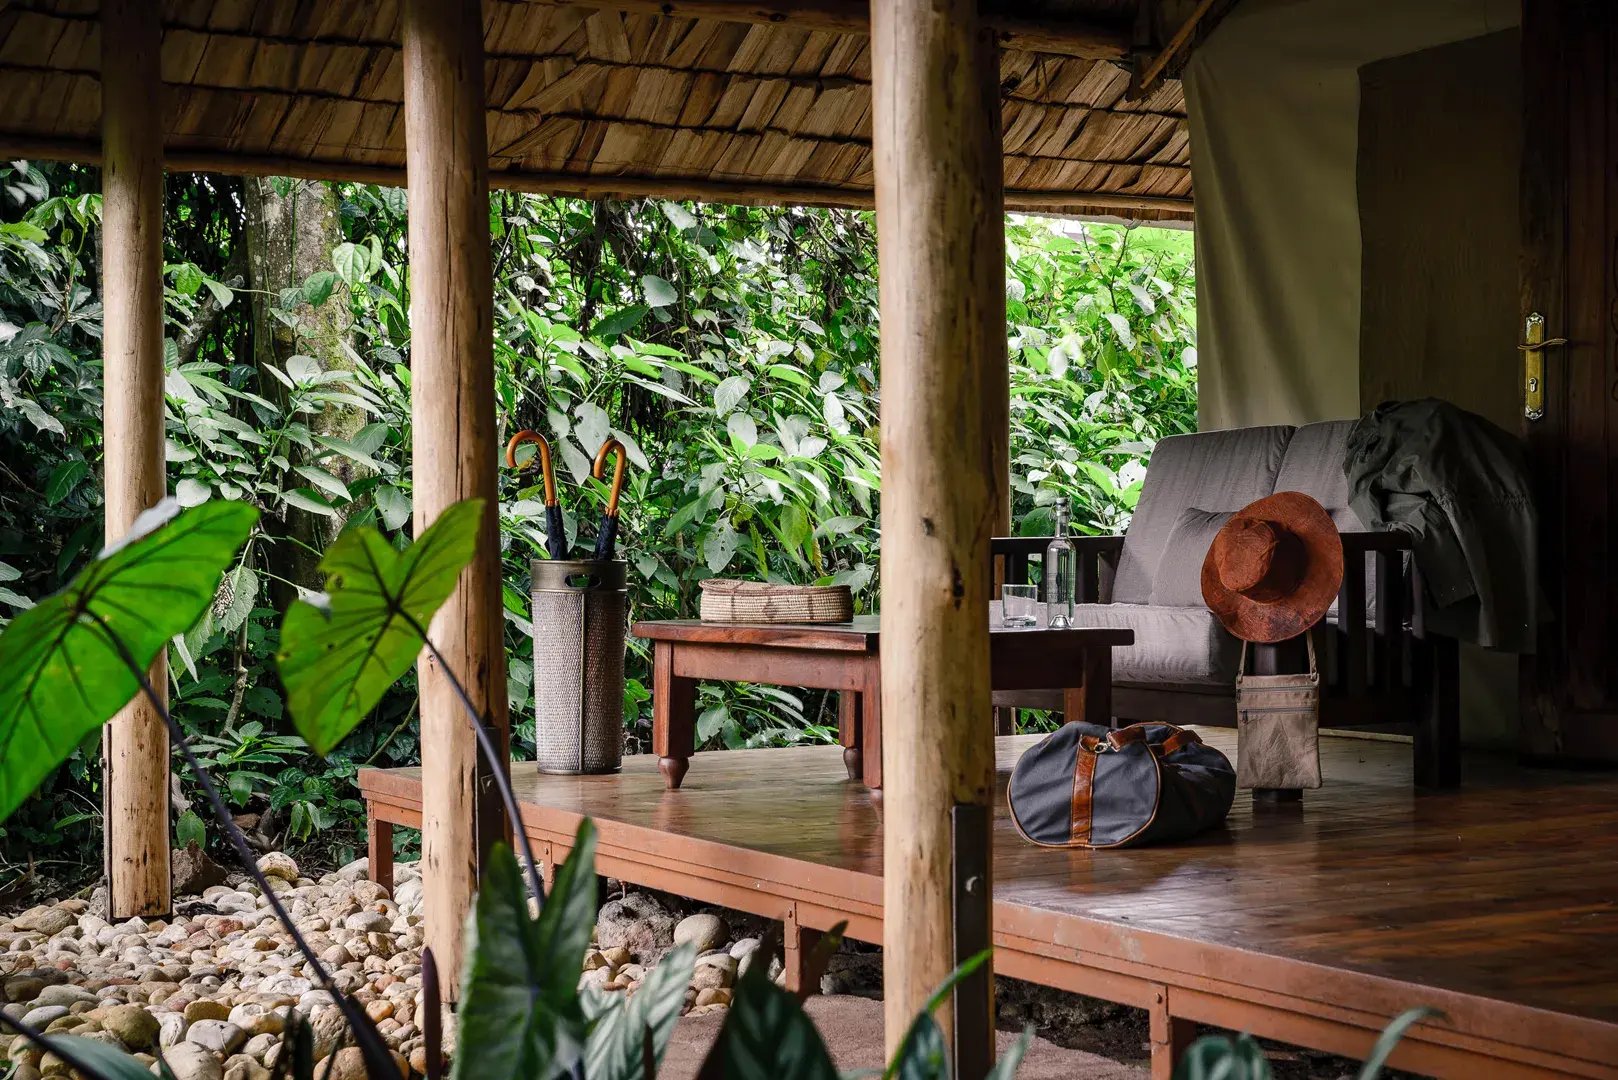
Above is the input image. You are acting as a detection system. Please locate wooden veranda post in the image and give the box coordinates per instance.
[400,0,510,987]
[100,0,170,919]
[872,1,1007,1071]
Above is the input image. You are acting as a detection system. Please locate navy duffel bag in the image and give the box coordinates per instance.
[1008,721,1236,849]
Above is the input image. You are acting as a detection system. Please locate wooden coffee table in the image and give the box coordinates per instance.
[633,616,1132,790]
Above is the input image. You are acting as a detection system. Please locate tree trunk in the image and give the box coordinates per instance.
[243,177,362,600]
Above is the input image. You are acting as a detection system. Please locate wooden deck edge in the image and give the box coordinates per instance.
[358,770,1618,1079]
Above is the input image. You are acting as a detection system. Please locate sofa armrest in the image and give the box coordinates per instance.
[992,535,1124,603]
[1332,530,1415,695]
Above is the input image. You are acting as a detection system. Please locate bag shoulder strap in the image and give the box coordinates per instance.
[1237,630,1318,683]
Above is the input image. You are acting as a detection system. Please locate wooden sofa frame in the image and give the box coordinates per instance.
[993,532,1462,788]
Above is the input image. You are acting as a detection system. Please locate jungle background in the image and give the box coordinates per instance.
[0,162,1196,891]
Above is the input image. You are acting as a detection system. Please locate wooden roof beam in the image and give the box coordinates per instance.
[525,0,1133,60]
[1134,0,1219,93]
[0,134,1192,217]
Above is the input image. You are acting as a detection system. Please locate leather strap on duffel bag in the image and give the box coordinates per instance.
[1008,721,1236,849]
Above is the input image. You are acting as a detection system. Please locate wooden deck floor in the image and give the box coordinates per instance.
[359,732,1618,1079]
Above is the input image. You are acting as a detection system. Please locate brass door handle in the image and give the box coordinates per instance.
[1520,312,1565,421]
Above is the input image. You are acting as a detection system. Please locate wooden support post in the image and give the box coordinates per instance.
[401,0,510,992]
[100,0,170,920]
[368,815,396,894]
[871,0,1005,1066]
[783,907,825,997]
[1149,985,1197,1080]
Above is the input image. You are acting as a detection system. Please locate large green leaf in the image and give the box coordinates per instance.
[1357,1007,1442,1080]
[1174,1032,1271,1080]
[583,940,696,1080]
[40,1034,177,1080]
[984,1027,1035,1080]
[891,1013,947,1080]
[0,499,258,824]
[884,950,992,1080]
[697,935,838,1080]
[277,498,483,755]
[452,822,600,1080]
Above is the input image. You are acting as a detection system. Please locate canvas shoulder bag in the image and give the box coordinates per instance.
[1235,633,1322,790]
[1008,721,1235,849]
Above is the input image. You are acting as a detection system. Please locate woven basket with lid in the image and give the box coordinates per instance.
[699,578,854,624]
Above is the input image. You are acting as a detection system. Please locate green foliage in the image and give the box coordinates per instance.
[1174,1032,1271,1079]
[876,952,1027,1080]
[1172,1007,1439,1080]
[36,1034,177,1080]
[697,944,839,1080]
[1356,1007,1441,1079]
[0,160,1194,872]
[278,499,485,754]
[583,940,698,1078]
[1004,220,1196,534]
[0,499,256,822]
[175,810,206,849]
[451,829,600,1079]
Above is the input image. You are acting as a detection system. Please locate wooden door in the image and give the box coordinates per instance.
[1520,0,1618,759]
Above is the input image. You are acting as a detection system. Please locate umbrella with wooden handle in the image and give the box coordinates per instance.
[591,438,628,561]
[505,429,568,560]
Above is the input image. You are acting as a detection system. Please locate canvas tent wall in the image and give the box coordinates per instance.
[1185,0,1519,429]
[1181,0,1522,747]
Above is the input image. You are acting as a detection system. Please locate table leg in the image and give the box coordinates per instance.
[861,657,883,789]
[368,813,395,894]
[651,641,697,789]
[838,692,863,780]
[1063,645,1114,729]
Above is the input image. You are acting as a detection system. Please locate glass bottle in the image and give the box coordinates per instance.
[1044,497,1076,629]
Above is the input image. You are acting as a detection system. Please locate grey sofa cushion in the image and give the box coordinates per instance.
[1274,419,1367,528]
[1071,603,1241,687]
[1149,508,1233,607]
[1112,426,1295,604]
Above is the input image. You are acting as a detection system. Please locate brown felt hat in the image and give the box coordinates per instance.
[1200,491,1344,644]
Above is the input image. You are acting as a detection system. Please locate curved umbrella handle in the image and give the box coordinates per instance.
[592,438,628,518]
[505,429,557,508]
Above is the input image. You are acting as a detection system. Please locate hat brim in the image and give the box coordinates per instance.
[1200,491,1344,643]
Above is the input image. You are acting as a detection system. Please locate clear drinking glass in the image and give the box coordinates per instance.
[1000,584,1039,628]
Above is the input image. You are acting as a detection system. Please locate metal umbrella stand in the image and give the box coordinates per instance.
[530,558,627,774]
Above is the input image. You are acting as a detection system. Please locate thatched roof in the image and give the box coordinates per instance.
[0,1,1193,220]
